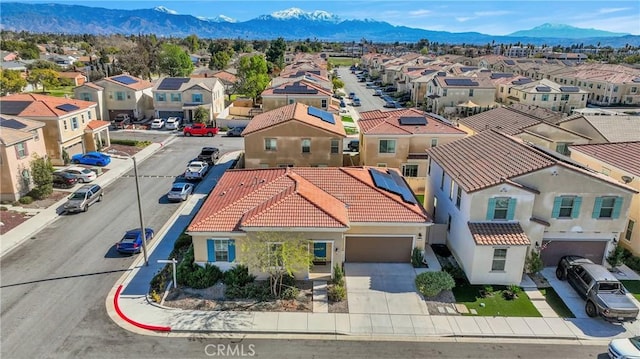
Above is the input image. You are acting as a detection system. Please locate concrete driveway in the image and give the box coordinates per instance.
[541,267,589,318]
[344,263,428,315]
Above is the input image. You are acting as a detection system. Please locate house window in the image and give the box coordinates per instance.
[378,139,396,154]
[71,117,79,130]
[593,196,622,219]
[127,92,131,99]
[449,179,455,200]
[442,89,447,96]
[301,138,311,153]
[469,89,474,97]
[555,142,570,155]
[15,142,28,158]
[88,111,92,120]
[447,214,452,232]
[626,220,635,241]
[427,160,431,175]
[431,138,438,147]
[487,197,516,220]
[376,163,387,167]
[433,196,438,218]
[541,94,549,101]
[171,93,182,102]
[561,94,569,101]
[456,186,462,208]
[81,114,85,124]
[116,91,125,101]
[330,139,339,154]
[491,248,507,271]
[207,239,236,262]
[288,98,295,104]
[552,196,582,218]
[215,240,229,262]
[440,171,445,190]
[63,120,68,130]
[402,164,418,177]
[192,93,203,103]
[321,99,327,108]
[264,138,277,151]
[156,93,166,102]
[81,93,92,101]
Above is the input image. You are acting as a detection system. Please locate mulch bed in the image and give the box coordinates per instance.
[0,210,30,235]
[103,144,143,157]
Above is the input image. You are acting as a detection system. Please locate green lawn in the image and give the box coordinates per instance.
[621,280,640,300]
[415,194,425,205]
[43,86,74,97]
[539,287,575,318]
[345,127,359,135]
[452,284,541,317]
[341,116,354,123]
[328,57,358,67]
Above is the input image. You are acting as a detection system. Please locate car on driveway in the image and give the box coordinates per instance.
[52,171,78,189]
[71,152,111,166]
[184,160,209,181]
[340,100,346,108]
[196,146,220,164]
[116,228,154,254]
[167,182,194,202]
[373,89,383,96]
[347,139,360,152]
[608,336,640,359]
[150,118,165,129]
[165,117,181,130]
[226,127,245,137]
[63,184,103,213]
[57,166,97,183]
[556,255,639,322]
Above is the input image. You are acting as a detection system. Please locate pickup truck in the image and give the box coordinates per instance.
[557,255,639,322]
[183,123,219,137]
[197,146,220,165]
[184,160,209,181]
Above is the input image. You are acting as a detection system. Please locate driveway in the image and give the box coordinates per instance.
[344,263,428,315]
[541,267,589,318]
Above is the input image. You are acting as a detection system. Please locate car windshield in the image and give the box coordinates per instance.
[69,192,86,200]
[171,186,183,192]
[599,282,621,291]
[629,337,640,350]
[81,169,92,174]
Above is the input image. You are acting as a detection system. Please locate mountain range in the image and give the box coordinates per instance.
[0,2,638,47]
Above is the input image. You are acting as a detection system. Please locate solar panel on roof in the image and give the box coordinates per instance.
[111,75,138,85]
[307,106,335,125]
[55,103,80,112]
[0,117,27,129]
[388,170,418,204]
[368,168,417,205]
[398,116,427,126]
[443,78,478,86]
[0,101,31,115]
[559,86,580,93]
[460,67,477,72]
[273,83,318,94]
[504,60,516,65]
[511,78,532,85]
[490,73,513,79]
[536,86,551,92]
[632,78,640,83]
[157,77,190,90]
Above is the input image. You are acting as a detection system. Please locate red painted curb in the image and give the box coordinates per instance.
[114,285,171,332]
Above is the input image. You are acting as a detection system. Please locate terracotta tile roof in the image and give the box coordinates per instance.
[211,70,238,84]
[0,115,44,146]
[242,103,346,137]
[188,167,431,233]
[569,141,640,177]
[80,82,104,90]
[565,115,640,143]
[0,93,95,118]
[101,75,153,91]
[426,130,557,193]
[459,106,562,135]
[58,72,83,79]
[358,108,467,136]
[468,222,530,246]
[262,80,332,96]
[85,120,111,131]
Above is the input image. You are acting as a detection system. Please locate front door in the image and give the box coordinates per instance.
[313,242,327,264]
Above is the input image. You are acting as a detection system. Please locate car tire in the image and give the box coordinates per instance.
[185,132,192,137]
[79,178,85,183]
[556,267,565,280]
[72,159,79,164]
[97,194,103,202]
[585,301,598,317]
[207,132,213,137]
[82,205,88,212]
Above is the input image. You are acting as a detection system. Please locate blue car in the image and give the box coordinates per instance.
[71,151,111,166]
[116,228,154,254]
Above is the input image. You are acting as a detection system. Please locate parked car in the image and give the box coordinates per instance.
[165,117,181,130]
[183,123,219,137]
[184,160,209,181]
[365,82,376,89]
[57,166,97,183]
[116,228,154,254]
[197,146,220,164]
[226,127,245,137]
[384,101,397,108]
[556,255,639,322]
[340,100,346,108]
[150,118,165,129]
[373,89,383,96]
[608,336,640,359]
[71,152,111,166]
[347,139,360,152]
[352,99,361,107]
[384,86,398,93]
[348,92,355,99]
[112,113,131,129]
[167,182,194,202]
[63,184,103,213]
[52,172,78,189]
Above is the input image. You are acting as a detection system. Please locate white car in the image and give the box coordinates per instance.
[150,118,165,129]
[165,117,181,130]
[609,336,640,359]
[57,166,97,183]
[184,161,209,181]
[167,182,194,202]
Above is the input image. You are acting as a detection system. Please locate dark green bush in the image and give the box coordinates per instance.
[174,233,192,251]
[333,264,344,286]
[280,286,300,300]
[176,246,223,289]
[415,271,455,297]
[328,284,346,302]
[18,196,33,204]
[225,281,272,301]
[223,264,255,286]
[411,247,425,268]
[442,263,467,284]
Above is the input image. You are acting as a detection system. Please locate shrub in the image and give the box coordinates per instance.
[442,263,467,284]
[18,196,33,205]
[526,250,544,275]
[223,264,255,287]
[280,286,300,300]
[607,245,626,269]
[0,206,8,211]
[411,247,425,268]
[415,271,455,297]
[503,284,522,300]
[480,285,494,297]
[177,246,223,289]
[150,290,162,303]
[328,284,346,302]
[174,233,192,251]
[225,281,272,301]
[333,263,344,286]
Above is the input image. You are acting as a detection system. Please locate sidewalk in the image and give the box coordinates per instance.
[0,136,175,258]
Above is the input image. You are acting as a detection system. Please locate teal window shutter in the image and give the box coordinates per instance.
[592,197,603,218]
[486,198,496,220]
[507,198,517,220]
[551,197,562,218]
[571,196,582,218]
[612,197,623,219]
[207,239,216,262]
[228,239,236,262]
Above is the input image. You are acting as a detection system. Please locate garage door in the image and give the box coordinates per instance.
[345,236,412,263]
[63,141,84,157]
[540,240,608,266]
[158,111,184,119]
[108,109,134,121]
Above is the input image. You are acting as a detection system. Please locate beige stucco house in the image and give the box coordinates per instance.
[73,74,154,121]
[556,115,640,144]
[152,76,225,123]
[0,93,109,165]
[0,116,47,201]
[425,130,636,285]
[242,103,346,168]
[425,76,497,117]
[261,80,335,113]
[498,78,588,114]
[357,108,467,194]
[569,142,640,256]
[186,167,432,279]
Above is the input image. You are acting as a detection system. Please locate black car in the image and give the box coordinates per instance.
[226,127,245,137]
[52,171,78,189]
[196,147,220,164]
[347,139,360,152]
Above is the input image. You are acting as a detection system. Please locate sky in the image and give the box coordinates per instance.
[15,0,640,35]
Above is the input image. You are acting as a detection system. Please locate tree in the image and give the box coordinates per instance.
[27,68,59,93]
[240,232,313,297]
[607,245,625,270]
[0,69,27,95]
[266,37,286,69]
[525,249,544,275]
[331,77,344,92]
[193,106,210,124]
[183,34,199,53]
[116,42,151,79]
[158,43,194,77]
[27,60,62,71]
[209,51,231,71]
[236,54,269,105]
[29,154,54,200]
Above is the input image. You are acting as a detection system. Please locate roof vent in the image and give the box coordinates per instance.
[219,191,226,196]
[622,175,634,184]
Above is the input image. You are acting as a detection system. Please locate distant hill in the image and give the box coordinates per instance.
[0,3,638,46]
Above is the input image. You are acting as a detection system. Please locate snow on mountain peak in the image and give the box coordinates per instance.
[196,14,237,23]
[153,6,178,15]
[266,7,340,22]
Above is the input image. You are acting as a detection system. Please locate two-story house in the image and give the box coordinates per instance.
[425,76,497,117]
[0,116,47,201]
[261,80,335,113]
[357,108,467,193]
[0,93,109,165]
[556,115,640,144]
[73,74,154,121]
[242,103,346,169]
[499,78,588,114]
[152,77,225,123]
[569,142,640,256]
[425,130,636,285]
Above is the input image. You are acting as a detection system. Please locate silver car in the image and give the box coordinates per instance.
[63,184,103,213]
[167,182,194,202]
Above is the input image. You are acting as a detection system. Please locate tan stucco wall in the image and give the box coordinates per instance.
[0,129,47,201]
[557,118,608,143]
[244,121,345,168]
[467,245,528,285]
[262,96,331,112]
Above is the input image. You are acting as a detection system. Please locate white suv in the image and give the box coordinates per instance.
[165,117,181,130]
[150,118,165,129]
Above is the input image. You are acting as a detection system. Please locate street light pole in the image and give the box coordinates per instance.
[132,156,149,266]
